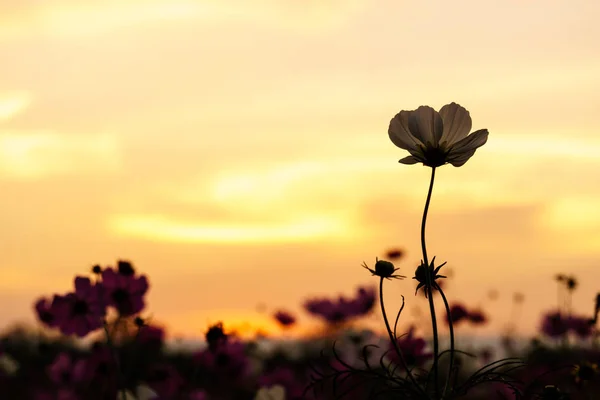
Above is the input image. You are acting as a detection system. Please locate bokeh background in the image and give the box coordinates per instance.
[1,0,599,339]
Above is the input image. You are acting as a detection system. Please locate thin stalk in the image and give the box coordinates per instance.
[438,285,455,397]
[379,278,427,398]
[104,320,127,400]
[421,166,439,398]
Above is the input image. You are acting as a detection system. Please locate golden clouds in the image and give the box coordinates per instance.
[0,131,121,179]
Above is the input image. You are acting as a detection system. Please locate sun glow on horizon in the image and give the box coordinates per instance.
[107,214,357,243]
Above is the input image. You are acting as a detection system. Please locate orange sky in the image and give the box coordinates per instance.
[1,0,600,340]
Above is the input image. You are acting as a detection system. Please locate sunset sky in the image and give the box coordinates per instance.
[1,0,599,339]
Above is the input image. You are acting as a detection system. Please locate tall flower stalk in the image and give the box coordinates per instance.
[387,102,488,399]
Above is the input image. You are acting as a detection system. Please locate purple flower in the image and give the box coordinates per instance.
[193,340,249,381]
[52,277,106,337]
[468,309,487,325]
[101,267,149,316]
[388,326,432,368]
[47,353,86,387]
[446,304,469,326]
[274,310,296,327]
[541,311,569,338]
[567,315,593,339]
[34,296,65,328]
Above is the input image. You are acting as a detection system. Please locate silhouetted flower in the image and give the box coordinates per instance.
[388,326,432,368]
[349,286,376,316]
[567,315,593,339]
[385,248,404,260]
[47,353,85,386]
[566,276,577,291]
[137,325,165,348]
[388,102,488,167]
[91,264,102,274]
[76,345,117,393]
[274,310,296,327]
[468,309,487,325]
[362,258,405,280]
[34,296,64,328]
[205,322,228,351]
[101,267,149,316]
[117,260,135,276]
[413,256,447,297]
[540,311,569,338]
[446,304,469,326]
[53,277,105,337]
[194,340,249,381]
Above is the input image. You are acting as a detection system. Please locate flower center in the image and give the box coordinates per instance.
[420,145,448,167]
[72,300,89,315]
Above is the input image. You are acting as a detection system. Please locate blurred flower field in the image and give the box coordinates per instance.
[1,103,599,399]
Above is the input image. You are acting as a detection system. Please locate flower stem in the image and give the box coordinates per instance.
[438,285,455,397]
[379,277,426,398]
[104,320,127,400]
[421,166,440,398]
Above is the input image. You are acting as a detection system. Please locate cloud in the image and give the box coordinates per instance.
[0,0,366,39]
[107,213,356,244]
[0,92,32,121]
[0,131,121,179]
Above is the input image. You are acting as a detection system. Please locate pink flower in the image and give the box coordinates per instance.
[101,267,149,316]
[446,304,469,326]
[540,311,569,338]
[274,310,296,327]
[35,296,65,328]
[388,326,432,368]
[52,277,105,337]
[193,340,249,381]
[567,315,593,339]
[137,325,165,348]
[467,309,487,325]
[47,353,86,386]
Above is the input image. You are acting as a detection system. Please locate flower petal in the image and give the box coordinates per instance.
[448,129,488,154]
[438,103,472,146]
[407,106,443,146]
[388,110,422,150]
[398,155,420,164]
[447,149,476,167]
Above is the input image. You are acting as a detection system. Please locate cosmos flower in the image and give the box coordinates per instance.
[34,296,65,329]
[274,310,296,328]
[52,277,106,337]
[540,311,569,338]
[101,267,149,316]
[387,326,432,368]
[467,309,488,325]
[388,102,488,167]
[446,304,469,326]
[47,352,86,386]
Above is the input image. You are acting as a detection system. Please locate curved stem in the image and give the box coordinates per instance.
[379,278,427,397]
[438,284,455,397]
[421,167,439,398]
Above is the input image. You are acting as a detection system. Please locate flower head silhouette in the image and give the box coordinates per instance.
[388,102,488,167]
